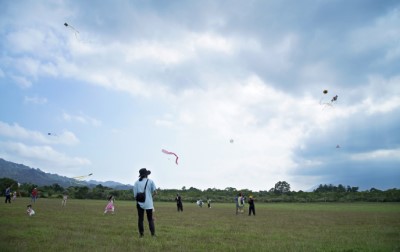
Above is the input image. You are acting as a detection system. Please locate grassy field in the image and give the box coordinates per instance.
[1,198,399,252]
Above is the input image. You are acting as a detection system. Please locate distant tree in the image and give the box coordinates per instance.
[52,183,64,193]
[224,187,237,192]
[0,178,18,196]
[75,186,89,199]
[274,181,291,194]
[337,184,346,193]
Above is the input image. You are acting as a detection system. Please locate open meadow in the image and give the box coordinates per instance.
[1,198,399,251]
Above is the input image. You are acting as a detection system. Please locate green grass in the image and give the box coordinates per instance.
[1,198,399,251]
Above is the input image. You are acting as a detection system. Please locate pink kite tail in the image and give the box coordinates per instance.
[162,149,179,165]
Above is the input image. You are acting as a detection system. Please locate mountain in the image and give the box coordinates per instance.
[0,158,132,190]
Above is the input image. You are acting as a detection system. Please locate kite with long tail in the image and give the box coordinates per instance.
[72,173,93,180]
[162,149,179,165]
[64,22,80,39]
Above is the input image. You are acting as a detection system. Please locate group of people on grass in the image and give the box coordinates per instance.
[4,168,255,239]
[4,186,40,216]
[236,192,256,216]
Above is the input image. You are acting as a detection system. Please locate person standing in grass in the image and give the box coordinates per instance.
[248,196,255,216]
[4,186,11,203]
[31,188,38,203]
[207,197,211,208]
[133,168,157,238]
[175,194,183,212]
[236,192,244,214]
[62,192,68,207]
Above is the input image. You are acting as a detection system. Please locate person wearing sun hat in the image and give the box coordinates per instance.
[248,195,255,216]
[133,168,157,238]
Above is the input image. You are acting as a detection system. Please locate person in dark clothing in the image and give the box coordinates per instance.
[248,196,255,216]
[5,186,11,203]
[175,194,183,212]
[133,168,157,238]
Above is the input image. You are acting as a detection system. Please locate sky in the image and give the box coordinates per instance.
[0,0,399,192]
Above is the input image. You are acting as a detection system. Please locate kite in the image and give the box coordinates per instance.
[230,139,234,143]
[320,90,338,109]
[336,144,340,148]
[72,173,93,180]
[162,149,179,165]
[64,22,80,39]
[48,132,58,136]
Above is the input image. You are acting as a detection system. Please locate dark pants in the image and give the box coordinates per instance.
[136,204,155,236]
[249,205,255,216]
[177,203,183,212]
[5,195,11,203]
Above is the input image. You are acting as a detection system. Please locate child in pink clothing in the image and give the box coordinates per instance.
[104,196,115,214]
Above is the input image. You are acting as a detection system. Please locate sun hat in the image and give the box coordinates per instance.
[139,168,151,177]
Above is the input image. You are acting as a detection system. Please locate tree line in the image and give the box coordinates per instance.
[1,178,399,203]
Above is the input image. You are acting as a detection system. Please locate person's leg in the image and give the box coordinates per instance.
[146,209,155,236]
[136,204,145,237]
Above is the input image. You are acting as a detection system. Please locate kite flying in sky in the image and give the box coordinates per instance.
[64,22,79,39]
[320,90,338,109]
[72,173,93,180]
[162,149,179,165]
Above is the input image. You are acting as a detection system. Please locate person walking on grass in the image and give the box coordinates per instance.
[104,195,115,214]
[175,194,183,212]
[248,195,255,216]
[133,168,157,238]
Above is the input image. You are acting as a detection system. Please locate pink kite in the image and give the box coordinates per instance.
[162,149,179,165]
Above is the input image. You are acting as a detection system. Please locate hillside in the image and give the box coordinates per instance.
[0,158,132,190]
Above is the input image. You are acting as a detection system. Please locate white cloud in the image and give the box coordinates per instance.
[351,148,400,161]
[62,112,102,127]
[1,1,399,191]
[24,96,48,105]
[10,75,32,88]
[0,141,91,175]
[0,121,79,145]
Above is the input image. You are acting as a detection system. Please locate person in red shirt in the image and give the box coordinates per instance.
[31,188,38,203]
